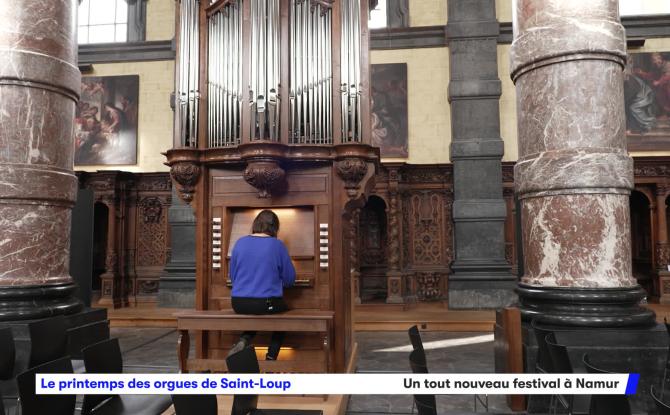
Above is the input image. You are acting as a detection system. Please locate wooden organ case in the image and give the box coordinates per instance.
[165,0,379,373]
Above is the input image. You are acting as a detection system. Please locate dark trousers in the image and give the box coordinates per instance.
[231,297,288,359]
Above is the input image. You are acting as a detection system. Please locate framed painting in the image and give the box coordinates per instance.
[75,75,139,165]
[625,52,670,151]
[371,63,408,157]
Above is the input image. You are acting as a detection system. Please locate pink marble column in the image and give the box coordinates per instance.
[511,0,654,326]
[0,0,83,320]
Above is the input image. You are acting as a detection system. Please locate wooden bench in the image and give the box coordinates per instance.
[175,310,334,373]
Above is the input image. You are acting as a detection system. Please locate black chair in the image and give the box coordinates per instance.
[16,356,76,415]
[81,338,172,415]
[68,320,110,374]
[172,394,218,415]
[225,346,322,415]
[408,325,424,352]
[582,354,631,415]
[0,328,14,381]
[0,327,18,414]
[652,385,670,415]
[531,319,554,374]
[545,333,574,414]
[28,315,68,369]
[0,388,4,415]
[527,320,554,413]
[409,349,436,415]
[67,320,110,359]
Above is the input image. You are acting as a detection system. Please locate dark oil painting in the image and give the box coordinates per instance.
[625,52,670,151]
[75,75,139,165]
[371,63,408,157]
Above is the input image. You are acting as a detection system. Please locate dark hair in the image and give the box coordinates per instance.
[252,210,279,237]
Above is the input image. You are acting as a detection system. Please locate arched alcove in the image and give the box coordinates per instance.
[630,190,653,291]
[358,195,388,303]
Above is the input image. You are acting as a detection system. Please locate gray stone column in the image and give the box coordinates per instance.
[446,0,516,308]
[158,187,196,308]
[0,0,83,320]
[511,0,654,326]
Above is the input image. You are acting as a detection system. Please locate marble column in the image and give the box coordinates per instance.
[447,0,516,308]
[0,0,83,320]
[511,0,654,326]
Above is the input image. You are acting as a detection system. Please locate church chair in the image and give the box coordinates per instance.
[545,333,575,414]
[226,346,322,415]
[582,354,631,415]
[16,356,76,415]
[652,385,670,415]
[408,349,436,415]
[408,325,424,352]
[81,338,172,415]
[527,320,555,413]
[27,315,68,369]
[0,328,14,380]
[0,327,17,412]
[67,321,109,374]
[172,394,218,415]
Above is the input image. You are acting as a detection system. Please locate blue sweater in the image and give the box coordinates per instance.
[229,235,296,298]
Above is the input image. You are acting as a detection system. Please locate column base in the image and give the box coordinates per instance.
[158,263,196,308]
[516,283,656,327]
[0,282,83,321]
[448,278,518,309]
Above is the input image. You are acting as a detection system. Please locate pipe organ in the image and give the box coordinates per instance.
[166,0,379,373]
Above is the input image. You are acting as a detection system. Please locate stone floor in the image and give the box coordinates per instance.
[110,328,518,414]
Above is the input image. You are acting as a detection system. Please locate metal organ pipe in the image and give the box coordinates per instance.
[202,0,360,146]
[207,1,242,147]
[340,0,361,143]
[176,0,200,147]
[288,0,333,144]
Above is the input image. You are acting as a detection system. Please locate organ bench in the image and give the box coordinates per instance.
[176,310,334,373]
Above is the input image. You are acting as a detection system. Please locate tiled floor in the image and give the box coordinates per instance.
[110,328,517,414]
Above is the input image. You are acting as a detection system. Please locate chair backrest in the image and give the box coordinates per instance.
[544,333,572,374]
[409,348,428,374]
[226,346,260,415]
[531,319,554,373]
[16,356,76,415]
[172,394,218,415]
[582,354,631,415]
[0,327,15,380]
[415,395,437,415]
[652,385,670,415]
[28,315,68,368]
[67,321,110,359]
[81,338,123,414]
[408,325,424,351]
[582,353,607,374]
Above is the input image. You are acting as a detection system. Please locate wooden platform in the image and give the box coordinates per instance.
[106,302,670,331]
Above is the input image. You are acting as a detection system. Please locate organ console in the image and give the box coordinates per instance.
[165,0,379,373]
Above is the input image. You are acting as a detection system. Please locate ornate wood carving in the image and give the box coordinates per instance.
[401,166,451,184]
[388,193,401,271]
[137,198,168,267]
[656,242,670,271]
[337,158,369,197]
[141,197,163,223]
[243,160,286,198]
[415,271,443,301]
[408,191,444,265]
[170,162,201,204]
